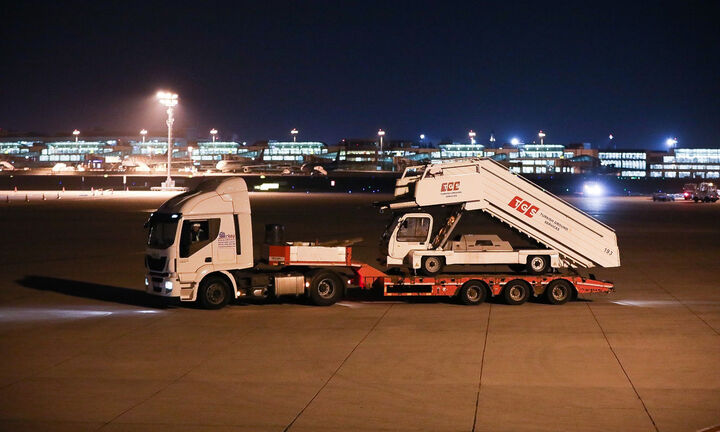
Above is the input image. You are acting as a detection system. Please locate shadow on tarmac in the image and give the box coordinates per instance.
[16,276,169,309]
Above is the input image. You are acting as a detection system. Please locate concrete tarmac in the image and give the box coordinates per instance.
[0,192,718,431]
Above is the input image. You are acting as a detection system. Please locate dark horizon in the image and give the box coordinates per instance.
[3,1,719,150]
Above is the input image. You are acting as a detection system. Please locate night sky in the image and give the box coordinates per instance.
[3,1,719,149]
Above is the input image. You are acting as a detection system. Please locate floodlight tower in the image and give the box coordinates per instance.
[538,130,546,145]
[378,129,385,153]
[469,130,476,145]
[140,129,147,143]
[73,129,80,142]
[210,128,218,143]
[291,128,299,142]
[157,91,178,188]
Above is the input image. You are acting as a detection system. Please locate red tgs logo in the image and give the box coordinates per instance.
[441,181,460,192]
[509,196,538,218]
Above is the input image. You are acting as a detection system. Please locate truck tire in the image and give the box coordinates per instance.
[508,264,526,273]
[308,271,343,306]
[459,280,487,305]
[421,256,444,275]
[503,280,530,305]
[544,279,573,305]
[526,255,550,274]
[198,275,231,309]
[694,197,699,203]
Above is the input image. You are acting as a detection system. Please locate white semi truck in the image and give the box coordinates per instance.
[381,158,620,275]
[144,171,617,309]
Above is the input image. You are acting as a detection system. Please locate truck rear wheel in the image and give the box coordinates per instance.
[198,275,231,309]
[526,255,550,274]
[421,256,444,275]
[308,271,343,306]
[503,280,530,305]
[459,280,487,305]
[544,279,572,305]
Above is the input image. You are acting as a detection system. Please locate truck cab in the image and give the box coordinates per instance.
[144,178,254,304]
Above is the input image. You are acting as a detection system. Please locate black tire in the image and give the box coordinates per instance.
[508,264,526,273]
[526,255,550,275]
[421,256,444,276]
[198,275,232,309]
[544,279,573,305]
[503,279,531,305]
[308,271,344,306]
[694,197,699,203]
[459,280,487,305]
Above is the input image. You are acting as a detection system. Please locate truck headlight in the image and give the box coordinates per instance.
[145,277,149,287]
[164,281,173,292]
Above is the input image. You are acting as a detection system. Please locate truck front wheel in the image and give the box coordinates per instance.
[421,256,444,275]
[526,255,550,274]
[308,271,343,306]
[503,280,531,305]
[198,275,231,309]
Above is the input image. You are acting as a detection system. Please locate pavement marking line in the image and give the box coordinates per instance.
[283,304,394,432]
[586,303,660,432]
[471,304,492,432]
[640,269,720,337]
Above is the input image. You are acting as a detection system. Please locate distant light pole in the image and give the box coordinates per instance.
[666,137,678,150]
[140,129,147,143]
[378,129,385,153]
[469,130,476,145]
[609,133,614,149]
[489,133,496,146]
[72,129,80,142]
[291,128,299,142]
[157,91,178,188]
[538,130,546,145]
[419,134,425,141]
[210,128,218,143]
[510,137,521,146]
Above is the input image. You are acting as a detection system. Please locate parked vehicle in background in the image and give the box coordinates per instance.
[694,182,718,203]
[683,183,697,200]
[652,192,675,202]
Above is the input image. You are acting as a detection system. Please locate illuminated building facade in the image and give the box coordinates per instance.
[649,149,720,179]
[598,151,647,177]
[263,141,327,162]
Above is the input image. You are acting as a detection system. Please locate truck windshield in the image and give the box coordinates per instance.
[146,213,179,249]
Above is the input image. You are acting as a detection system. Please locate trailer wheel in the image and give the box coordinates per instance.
[508,264,526,273]
[198,275,231,309]
[544,279,573,305]
[459,280,487,305]
[503,280,531,305]
[308,271,343,306]
[421,256,444,275]
[526,255,550,275]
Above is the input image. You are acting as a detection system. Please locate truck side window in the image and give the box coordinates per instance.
[397,217,430,242]
[179,219,220,258]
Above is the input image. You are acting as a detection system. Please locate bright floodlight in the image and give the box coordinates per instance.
[156,91,178,107]
[609,133,613,140]
[140,129,147,136]
[419,134,425,140]
[538,130,545,138]
[666,137,678,147]
[72,129,80,136]
[583,182,604,197]
[378,129,385,136]
[291,128,299,142]
[510,137,520,146]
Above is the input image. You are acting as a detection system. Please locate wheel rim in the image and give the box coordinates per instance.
[531,257,544,271]
[551,285,566,301]
[207,283,226,304]
[509,284,524,301]
[317,278,335,299]
[466,286,480,302]
[426,258,440,272]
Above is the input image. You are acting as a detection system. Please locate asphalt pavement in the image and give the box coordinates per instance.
[0,192,718,431]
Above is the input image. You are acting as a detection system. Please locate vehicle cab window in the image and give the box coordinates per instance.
[179,219,220,257]
[397,217,430,242]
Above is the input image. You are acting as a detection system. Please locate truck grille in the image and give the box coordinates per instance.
[146,255,167,272]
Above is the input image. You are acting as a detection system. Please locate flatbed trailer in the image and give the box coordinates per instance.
[352,264,614,305]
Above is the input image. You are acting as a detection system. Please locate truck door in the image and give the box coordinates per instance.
[176,218,220,280]
[388,215,432,260]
